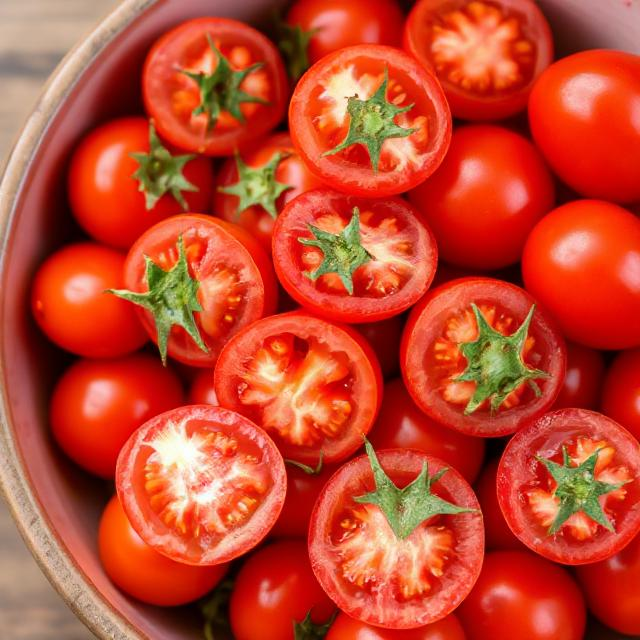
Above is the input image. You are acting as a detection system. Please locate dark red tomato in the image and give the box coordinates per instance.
[601,349,640,441]
[31,243,147,358]
[116,405,286,565]
[369,379,485,484]
[554,342,605,410]
[576,532,640,636]
[309,448,484,628]
[404,0,553,121]
[498,409,640,565]
[229,540,336,640]
[356,315,404,380]
[401,278,566,437]
[215,312,382,465]
[51,354,184,478]
[273,190,438,323]
[457,551,586,640]
[143,18,288,156]
[290,45,451,197]
[522,200,640,350]
[408,125,555,270]
[99,495,227,606]
[188,369,218,405]
[115,214,277,367]
[529,50,640,204]
[68,117,213,250]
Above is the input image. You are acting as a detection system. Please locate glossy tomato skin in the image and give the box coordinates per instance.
[601,349,640,441]
[522,200,640,350]
[99,495,227,606]
[457,551,586,640]
[229,540,336,640]
[356,315,404,380]
[369,379,485,484]
[553,342,605,410]
[68,117,213,250]
[188,368,218,405]
[529,50,640,203]
[51,354,184,478]
[408,125,555,270]
[31,243,147,358]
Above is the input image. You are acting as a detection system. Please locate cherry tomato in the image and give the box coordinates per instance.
[522,200,640,350]
[188,369,218,405]
[229,540,336,640]
[408,125,555,270]
[98,495,227,606]
[401,278,566,437]
[601,349,640,441]
[554,342,605,410]
[273,189,438,323]
[143,18,288,156]
[356,315,404,380]
[31,243,147,358]
[116,405,286,565]
[457,550,586,640]
[50,354,184,478]
[529,50,640,203]
[290,44,451,197]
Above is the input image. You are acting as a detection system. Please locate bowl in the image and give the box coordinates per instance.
[0,0,638,638]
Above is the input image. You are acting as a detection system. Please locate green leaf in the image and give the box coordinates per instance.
[285,451,324,475]
[276,20,317,81]
[200,579,234,640]
[293,610,337,640]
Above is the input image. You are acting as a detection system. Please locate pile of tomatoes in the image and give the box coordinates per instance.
[28,0,640,638]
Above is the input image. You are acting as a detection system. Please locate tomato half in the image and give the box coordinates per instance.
[601,349,640,442]
[143,18,288,156]
[290,45,451,196]
[401,278,566,437]
[273,190,438,323]
[497,408,640,565]
[215,312,382,465]
[116,405,286,565]
[553,342,605,411]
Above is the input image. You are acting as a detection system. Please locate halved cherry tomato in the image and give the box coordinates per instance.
[116,405,286,565]
[273,190,438,323]
[401,278,566,437]
[601,349,640,442]
[290,45,451,196]
[553,342,605,410]
[188,369,218,406]
[497,408,640,565]
[404,0,553,121]
[143,18,288,156]
[356,316,405,380]
[215,312,382,465]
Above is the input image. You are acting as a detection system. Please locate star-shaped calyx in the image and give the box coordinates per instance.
[455,304,550,415]
[108,237,208,365]
[298,207,372,295]
[285,451,324,475]
[324,67,416,172]
[293,610,337,640]
[354,439,476,540]
[277,20,317,81]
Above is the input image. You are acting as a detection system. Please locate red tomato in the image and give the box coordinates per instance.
[98,495,227,606]
[554,342,605,410]
[601,349,640,441]
[457,551,586,640]
[68,117,213,250]
[522,200,640,350]
[229,540,336,640]
[215,312,382,465]
[31,243,147,358]
[369,379,485,484]
[401,278,566,437]
[116,405,286,565]
[143,18,288,156]
[408,125,555,270]
[497,409,640,565]
[273,190,438,323]
[404,0,553,121]
[356,315,404,380]
[50,354,184,478]
[529,50,640,204]
[188,369,218,405]
[290,45,451,197]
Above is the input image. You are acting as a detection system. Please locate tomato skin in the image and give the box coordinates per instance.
[356,316,404,380]
[408,125,555,270]
[188,369,218,405]
[31,243,147,358]
[529,50,640,203]
[229,540,336,640]
[522,200,640,350]
[601,349,640,442]
[553,342,605,410]
[50,354,184,478]
[457,551,586,640]
[98,495,227,606]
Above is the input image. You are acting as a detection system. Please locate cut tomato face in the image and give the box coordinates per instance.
[497,409,640,565]
[289,44,451,197]
[401,278,565,437]
[272,189,438,324]
[309,445,484,629]
[142,17,288,156]
[214,312,382,465]
[404,0,553,121]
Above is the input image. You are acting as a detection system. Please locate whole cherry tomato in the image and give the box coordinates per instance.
[553,342,605,410]
[601,348,640,441]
